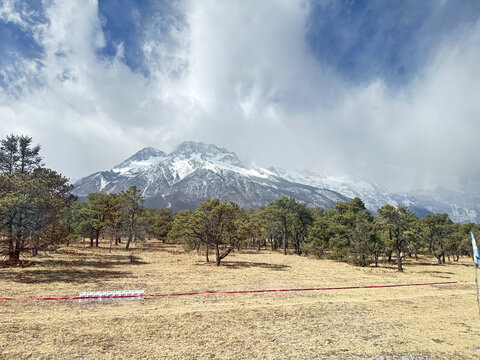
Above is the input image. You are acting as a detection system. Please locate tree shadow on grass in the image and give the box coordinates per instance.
[151,243,187,255]
[0,268,133,284]
[431,262,474,267]
[207,261,290,270]
[418,270,455,275]
[32,258,148,268]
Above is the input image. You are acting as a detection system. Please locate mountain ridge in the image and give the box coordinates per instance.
[73,141,349,211]
[73,141,479,222]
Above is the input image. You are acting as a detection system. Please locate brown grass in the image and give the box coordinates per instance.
[1,240,479,359]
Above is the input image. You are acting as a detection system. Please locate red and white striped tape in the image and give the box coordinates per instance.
[0,281,457,301]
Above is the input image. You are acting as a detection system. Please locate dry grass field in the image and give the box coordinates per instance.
[1,240,479,359]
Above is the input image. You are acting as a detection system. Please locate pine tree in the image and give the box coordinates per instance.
[120,186,144,250]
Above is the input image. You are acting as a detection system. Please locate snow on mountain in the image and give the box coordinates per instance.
[267,167,405,214]
[73,141,348,211]
[73,141,479,222]
[273,167,480,223]
[403,187,480,223]
[113,147,166,176]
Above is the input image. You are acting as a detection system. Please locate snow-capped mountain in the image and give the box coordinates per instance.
[402,187,480,224]
[267,168,401,213]
[267,167,480,223]
[73,141,349,211]
[73,141,479,223]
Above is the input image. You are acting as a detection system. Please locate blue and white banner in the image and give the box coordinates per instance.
[471,233,480,267]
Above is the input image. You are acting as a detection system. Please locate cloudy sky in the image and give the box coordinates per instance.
[1,0,480,192]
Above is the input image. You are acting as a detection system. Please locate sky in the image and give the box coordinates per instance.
[1,0,480,192]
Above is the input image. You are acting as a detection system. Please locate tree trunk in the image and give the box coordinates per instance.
[396,247,403,272]
[11,250,20,263]
[205,242,209,263]
[126,223,133,250]
[126,212,135,250]
[95,229,100,247]
[387,252,392,263]
[90,233,94,247]
[215,243,220,266]
[11,235,21,263]
[8,234,15,262]
[126,231,132,250]
[9,246,19,263]
[283,232,287,255]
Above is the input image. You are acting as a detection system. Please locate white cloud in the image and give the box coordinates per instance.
[0,0,479,193]
[0,0,29,29]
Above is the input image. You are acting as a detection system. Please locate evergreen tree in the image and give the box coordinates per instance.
[168,209,209,260]
[143,208,173,242]
[168,199,245,266]
[422,213,453,264]
[18,135,42,173]
[262,197,299,255]
[377,205,418,272]
[85,193,110,247]
[302,208,333,258]
[0,134,19,175]
[105,193,123,246]
[0,134,41,174]
[0,134,74,263]
[120,186,144,250]
[0,166,74,262]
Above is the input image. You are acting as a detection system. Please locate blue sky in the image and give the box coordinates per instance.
[5,0,478,90]
[1,0,480,191]
[307,0,480,86]
[97,0,184,77]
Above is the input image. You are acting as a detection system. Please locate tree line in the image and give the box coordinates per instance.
[167,196,476,270]
[0,135,477,270]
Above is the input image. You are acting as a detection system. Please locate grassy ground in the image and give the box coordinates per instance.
[1,240,479,359]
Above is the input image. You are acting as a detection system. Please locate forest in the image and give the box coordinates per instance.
[0,134,477,270]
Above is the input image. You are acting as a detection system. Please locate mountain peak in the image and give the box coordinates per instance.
[114,146,166,170]
[174,141,226,154]
[136,146,164,157]
[172,141,244,167]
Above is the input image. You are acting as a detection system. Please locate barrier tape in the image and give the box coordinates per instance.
[0,281,457,302]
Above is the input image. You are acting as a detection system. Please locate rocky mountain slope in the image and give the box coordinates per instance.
[73,141,479,222]
[73,141,348,211]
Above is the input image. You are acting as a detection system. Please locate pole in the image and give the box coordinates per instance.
[476,264,480,321]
